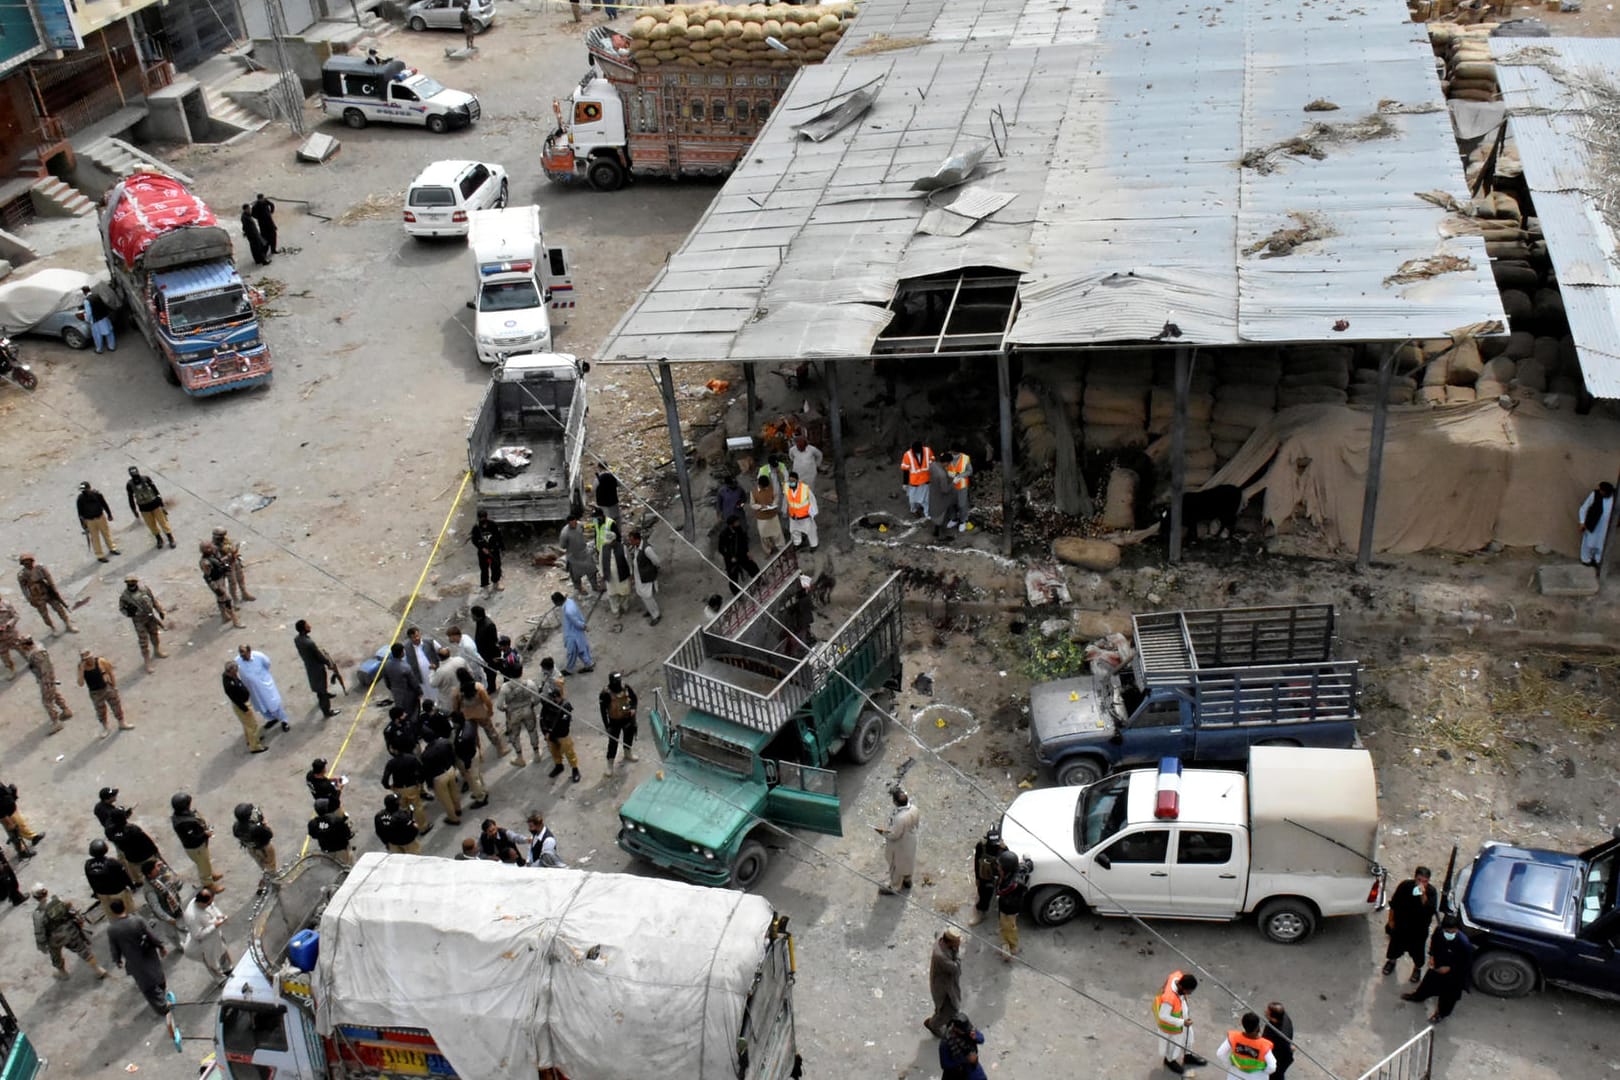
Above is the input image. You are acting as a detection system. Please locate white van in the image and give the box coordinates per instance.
[466,206,574,365]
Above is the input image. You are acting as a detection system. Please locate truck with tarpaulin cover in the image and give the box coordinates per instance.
[618,544,903,889]
[100,172,271,396]
[214,852,803,1079]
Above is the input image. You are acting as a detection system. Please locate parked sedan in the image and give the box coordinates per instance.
[0,268,117,349]
[403,159,509,238]
[405,0,495,32]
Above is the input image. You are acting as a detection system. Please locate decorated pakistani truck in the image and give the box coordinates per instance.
[215,853,803,1079]
[618,544,902,889]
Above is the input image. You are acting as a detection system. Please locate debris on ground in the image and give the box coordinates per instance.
[337,192,403,225]
[1303,98,1340,111]
[1244,212,1337,258]
[1239,114,1396,173]
[846,32,934,55]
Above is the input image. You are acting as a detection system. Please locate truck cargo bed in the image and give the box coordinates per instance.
[474,436,568,497]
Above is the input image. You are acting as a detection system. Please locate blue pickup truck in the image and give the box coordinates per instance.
[1030,605,1360,786]
[1449,834,1620,999]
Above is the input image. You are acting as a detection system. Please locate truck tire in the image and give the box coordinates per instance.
[1056,757,1103,787]
[731,839,768,891]
[427,114,449,134]
[1256,898,1317,943]
[408,15,426,29]
[343,108,367,130]
[1030,885,1085,927]
[161,360,181,387]
[588,157,626,192]
[1471,950,1538,998]
[61,325,89,350]
[845,709,884,764]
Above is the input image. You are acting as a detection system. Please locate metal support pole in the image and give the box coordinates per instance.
[997,351,1015,556]
[1356,345,1399,572]
[1168,346,1190,564]
[658,360,696,541]
[824,360,851,551]
[743,361,757,439]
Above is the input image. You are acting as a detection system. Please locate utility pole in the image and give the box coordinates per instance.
[266,0,307,136]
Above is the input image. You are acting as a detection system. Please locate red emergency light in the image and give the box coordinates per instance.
[1154,757,1182,819]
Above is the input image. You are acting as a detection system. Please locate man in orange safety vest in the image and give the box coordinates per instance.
[1153,970,1208,1075]
[899,441,934,519]
[784,471,818,551]
[944,450,973,531]
[1215,1012,1277,1077]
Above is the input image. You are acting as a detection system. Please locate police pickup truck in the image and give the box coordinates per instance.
[320,54,480,133]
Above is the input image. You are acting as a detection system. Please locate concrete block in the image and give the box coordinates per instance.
[0,229,39,267]
[297,132,341,163]
[1536,563,1600,597]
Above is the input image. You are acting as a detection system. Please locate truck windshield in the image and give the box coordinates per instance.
[408,75,446,98]
[679,728,754,777]
[480,280,541,312]
[168,286,251,333]
[1583,848,1618,930]
[1075,773,1131,853]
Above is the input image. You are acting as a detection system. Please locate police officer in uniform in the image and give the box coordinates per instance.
[117,576,167,673]
[169,793,226,892]
[374,794,421,854]
[968,826,1005,926]
[16,554,76,633]
[232,803,277,882]
[307,799,355,866]
[84,838,135,918]
[599,672,639,771]
[125,467,176,549]
[212,528,255,603]
[199,542,243,628]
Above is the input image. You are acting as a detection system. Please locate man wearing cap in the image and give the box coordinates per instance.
[125,467,175,550]
[307,799,355,866]
[876,787,920,896]
[223,661,266,753]
[374,793,421,854]
[783,470,818,551]
[199,541,243,628]
[20,636,72,732]
[117,576,166,673]
[925,927,964,1037]
[75,481,119,561]
[77,650,131,736]
[16,554,76,634]
[84,838,135,918]
[212,527,254,603]
[0,591,22,675]
[32,883,108,981]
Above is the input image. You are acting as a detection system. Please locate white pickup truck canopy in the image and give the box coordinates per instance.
[1247,747,1379,876]
[314,853,777,1079]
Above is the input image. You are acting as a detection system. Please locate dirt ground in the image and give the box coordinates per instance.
[1,4,1618,1078]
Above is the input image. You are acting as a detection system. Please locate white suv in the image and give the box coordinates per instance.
[403,160,509,238]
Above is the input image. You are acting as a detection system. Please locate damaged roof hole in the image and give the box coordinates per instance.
[876,267,1021,354]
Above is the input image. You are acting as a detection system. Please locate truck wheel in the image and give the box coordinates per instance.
[408,15,426,29]
[730,839,768,891]
[1471,951,1537,997]
[1056,757,1103,787]
[845,709,885,764]
[1256,898,1317,944]
[427,114,449,134]
[1030,885,1084,927]
[588,157,626,192]
[162,360,181,387]
[343,108,367,129]
[61,326,89,350]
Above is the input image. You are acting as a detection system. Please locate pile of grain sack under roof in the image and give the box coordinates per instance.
[1426,21,1527,186]
[625,2,859,67]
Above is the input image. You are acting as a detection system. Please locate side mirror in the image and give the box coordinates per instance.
[1094,853,1112,871]
[579,360,591,374]
[465,301,475,310]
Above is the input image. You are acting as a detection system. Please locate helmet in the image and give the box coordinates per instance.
[88,838,109,857]
[383,793,400,811]
[996,849,1021,875]
[234,802,256,822]
[313,798,332,815]
[984,825,1003,848]
[170,793,192,812]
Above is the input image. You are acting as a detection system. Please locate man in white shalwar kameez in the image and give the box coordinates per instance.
[1578,482,1615,566]
[181,888,232,978]
[235,645,288,730]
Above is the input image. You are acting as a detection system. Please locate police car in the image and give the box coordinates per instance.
[319,54,480,134]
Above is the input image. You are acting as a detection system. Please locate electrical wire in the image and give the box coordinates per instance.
[503,369,1350,1079]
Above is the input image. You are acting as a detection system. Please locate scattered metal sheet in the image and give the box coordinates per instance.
[295,133,340,164]
[910,144,989,192]
[794,86,881,142]
[917,186,1017,237]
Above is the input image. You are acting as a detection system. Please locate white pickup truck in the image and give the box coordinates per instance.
[1001,747,1386,943]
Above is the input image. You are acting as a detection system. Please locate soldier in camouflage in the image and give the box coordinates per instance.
[20,637,72,732]
[16,554,76,634]
[117,576,167,674]
[212,528,255,603]
[31,884,109,980]
[198,542,243,628]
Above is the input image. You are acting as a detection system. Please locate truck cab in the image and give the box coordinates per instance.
[320,55,480,133]
[467,205,572,366]
[1452,834,1620,999]
[619,546,902,889]
[1031,605,1360,787]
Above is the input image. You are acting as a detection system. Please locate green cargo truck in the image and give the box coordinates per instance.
[0,992,42,1080]
[619,545,903,889]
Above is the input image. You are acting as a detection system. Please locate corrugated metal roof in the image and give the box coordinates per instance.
[1493,37,1620,398]
[597,0,1505,364]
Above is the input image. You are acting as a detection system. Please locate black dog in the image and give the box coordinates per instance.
[1158,484,1244,545]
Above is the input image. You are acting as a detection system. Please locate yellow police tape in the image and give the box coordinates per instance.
[298,470,473,857]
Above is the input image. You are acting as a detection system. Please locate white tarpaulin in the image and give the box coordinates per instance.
[0,268,101,333]
[314,854,777,1079]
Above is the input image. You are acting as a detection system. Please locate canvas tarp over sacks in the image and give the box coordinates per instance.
[313,853,777,1079]
[1207,399,1620,558]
